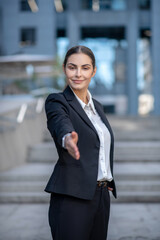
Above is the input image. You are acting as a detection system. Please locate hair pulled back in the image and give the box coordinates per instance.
[63,45,96,69]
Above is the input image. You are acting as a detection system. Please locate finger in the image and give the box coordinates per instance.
[65,138,75,150]
[65,133,78,147]
[67,141,78,153]
[71,131,78,144]
[75,150,80,160]
[67,141,80,159]
[68,150,80,160]
[108,187,113,191]
[68,146,80,160]
[68,147,78,156]
[66,137,78,151]
[65,132,80,160]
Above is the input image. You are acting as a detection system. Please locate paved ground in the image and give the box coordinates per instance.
[0,202,160,240]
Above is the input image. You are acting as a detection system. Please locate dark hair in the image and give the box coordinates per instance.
[63,45,96,69]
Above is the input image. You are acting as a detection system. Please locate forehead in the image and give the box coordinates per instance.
[67,53,92,65]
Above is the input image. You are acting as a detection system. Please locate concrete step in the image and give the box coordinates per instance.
[108,116,160,141]
[44,129,160,142]
[114,162,160,180]
[27,142,58,163]
[0,192,50,203]
[0,163,54,182]
[0,181,46,192]
[43,116,160,142]
[27,141,160,163]
[43,130,52,142]
[113,131,160,141]
[1,190,160,204]
[0,162,160,203]
[0,163,160,182]
[111,191,160,203]
[114,141,160,162]
[0,180,159,193]
[116,180,160,191]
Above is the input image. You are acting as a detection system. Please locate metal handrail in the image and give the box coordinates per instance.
[0,97,45,132]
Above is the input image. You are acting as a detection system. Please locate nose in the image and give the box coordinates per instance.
[75,68,81,78]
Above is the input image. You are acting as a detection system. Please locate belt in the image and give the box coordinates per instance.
[97,180,108,187]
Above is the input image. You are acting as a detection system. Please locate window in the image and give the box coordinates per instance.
[20,0,31,11]
[57,29,66,38]
[20,28,36,46]
[139,0,150,10]
[80,27,127,93]
[20,0,38,12]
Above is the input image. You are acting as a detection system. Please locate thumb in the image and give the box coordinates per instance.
[71,131,78,144]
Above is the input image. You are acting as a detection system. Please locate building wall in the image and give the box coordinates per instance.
[0,0,56,56]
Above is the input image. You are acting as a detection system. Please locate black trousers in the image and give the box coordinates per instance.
[48,183,110,240]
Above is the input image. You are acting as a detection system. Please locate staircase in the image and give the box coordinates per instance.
[0,116,160,203]
[110,116,160,202]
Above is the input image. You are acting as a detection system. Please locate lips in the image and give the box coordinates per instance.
[72,80,84,84]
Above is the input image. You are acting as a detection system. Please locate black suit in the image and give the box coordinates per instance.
[45,85,117,199]
[45,85,117,240]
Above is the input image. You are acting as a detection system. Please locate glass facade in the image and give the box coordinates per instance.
[80,38,127,95]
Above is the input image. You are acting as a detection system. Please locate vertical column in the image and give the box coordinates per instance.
[126,0,138,115]
[0,7,3,95]
[48,0,57,56]
[52,6,57,57]
[66,0,81,48]
[0,8,2,55]
[152,0,160,115]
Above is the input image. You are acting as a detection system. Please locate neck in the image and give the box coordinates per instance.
[71,88,88,104]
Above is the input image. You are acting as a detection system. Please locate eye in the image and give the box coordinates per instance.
[83,67,90,70]
[68,66,75,70]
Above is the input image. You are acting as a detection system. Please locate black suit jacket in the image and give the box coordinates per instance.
[44,85,117,200]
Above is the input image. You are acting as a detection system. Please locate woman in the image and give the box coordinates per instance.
[45,45,117,240]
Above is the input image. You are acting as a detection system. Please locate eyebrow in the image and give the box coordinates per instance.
[67,63,91,67]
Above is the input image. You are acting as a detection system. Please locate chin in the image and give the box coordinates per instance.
[72,86,82,91]
[71,84,84,90]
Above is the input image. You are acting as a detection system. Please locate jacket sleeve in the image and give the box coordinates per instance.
[45,93,75,146]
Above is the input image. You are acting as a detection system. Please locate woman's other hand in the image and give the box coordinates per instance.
[65,131,80,160]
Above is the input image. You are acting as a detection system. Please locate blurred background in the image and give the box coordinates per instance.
[0,0,160,115]
[0,1,160,240]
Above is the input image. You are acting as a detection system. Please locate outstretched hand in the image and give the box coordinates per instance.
[65,131,80,160]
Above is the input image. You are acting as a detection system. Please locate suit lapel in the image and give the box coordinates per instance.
[63,86,99,138]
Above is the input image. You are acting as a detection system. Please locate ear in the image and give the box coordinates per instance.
[92,66,97,78]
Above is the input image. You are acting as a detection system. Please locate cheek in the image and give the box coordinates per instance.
[85,72,94,79]
[65,70,75,79]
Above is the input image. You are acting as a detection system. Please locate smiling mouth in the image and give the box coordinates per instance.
[72,80,84,83]
[73,79,84,81]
